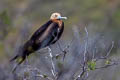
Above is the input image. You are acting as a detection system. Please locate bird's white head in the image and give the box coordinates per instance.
[50,12,67,20]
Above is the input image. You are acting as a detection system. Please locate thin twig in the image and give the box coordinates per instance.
[83,27,88,62]
[76,27,89,80]
[85,71,89,80]
[36,74,54,80]
[96,41,114,60]
[95,61,119,69]
[57,41,64,52]
[92,46,96,59]
[48,47,56,79]
[54,38,74,60]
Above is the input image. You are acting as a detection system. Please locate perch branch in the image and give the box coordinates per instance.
[48,47,56,79]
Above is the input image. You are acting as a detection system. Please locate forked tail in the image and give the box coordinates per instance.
[10,54,26,73]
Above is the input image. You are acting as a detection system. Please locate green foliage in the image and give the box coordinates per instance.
[55,54,62,59]
[43,74,48,78]
[87,60,96,70]
[0,10,11,25]
[57,61,63,69]
[105,59,110,65]
[24,72,30,78]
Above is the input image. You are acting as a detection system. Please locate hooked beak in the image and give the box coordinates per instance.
[58,16,67,20]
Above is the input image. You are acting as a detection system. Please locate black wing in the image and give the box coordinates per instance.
[28,20,63,50]
[34,22,59,48]
[10,20,62,72]
[30,20,52,40]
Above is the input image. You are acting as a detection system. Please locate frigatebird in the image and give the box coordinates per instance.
[10,12,67,71]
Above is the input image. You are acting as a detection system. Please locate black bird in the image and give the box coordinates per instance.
[10,12,67,71]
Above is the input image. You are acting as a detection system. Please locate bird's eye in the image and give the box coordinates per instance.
[54,15,58,17]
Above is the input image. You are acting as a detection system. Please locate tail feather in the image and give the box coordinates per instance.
[10,54,26,73]
[11,56,26,73]
[10,42,32,72]
[10,55,19,62]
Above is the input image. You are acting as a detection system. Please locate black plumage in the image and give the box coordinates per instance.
[10,13,67,72]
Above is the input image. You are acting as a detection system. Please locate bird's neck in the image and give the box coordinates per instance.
[51,19,63,27]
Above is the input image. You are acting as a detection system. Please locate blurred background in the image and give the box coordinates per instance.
[0,0,120,80]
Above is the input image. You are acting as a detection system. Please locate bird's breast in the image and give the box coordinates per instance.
[52,19,63,28]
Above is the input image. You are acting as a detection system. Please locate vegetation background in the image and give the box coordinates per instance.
[0,0,120,80]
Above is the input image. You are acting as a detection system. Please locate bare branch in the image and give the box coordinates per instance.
[75,26,89,80]
[83,27,88,62]
[99,41,114,59]
[95,41,114,62]
[48,47,56,79]
[95,60,119,70]
[54,38,74,60]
